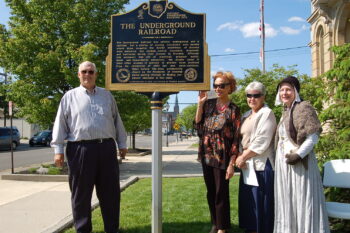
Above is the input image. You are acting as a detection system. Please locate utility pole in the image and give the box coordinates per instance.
[260,0,266,74]
[0,72,7,126]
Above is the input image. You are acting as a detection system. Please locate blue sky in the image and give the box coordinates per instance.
[0,0,312,112]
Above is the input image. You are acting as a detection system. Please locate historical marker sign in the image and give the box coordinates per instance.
[105,0,210,92]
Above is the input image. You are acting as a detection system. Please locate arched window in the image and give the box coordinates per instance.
[316,26,325,75]
[345,16,350,43]
[335,3,350,45]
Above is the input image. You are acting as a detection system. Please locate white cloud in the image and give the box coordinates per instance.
[280,27,300,35]
[280,25,308,35]
[264,24,279,38]
[217,21,278,38]
[240,22,277,38]
[240,22,260,37]
[217,21,242,31]
[288,16,305,22]
[224,48,235,53]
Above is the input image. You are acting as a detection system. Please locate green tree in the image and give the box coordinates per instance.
[315,43,350,232]
[114,91,151,150]
[0,0,128,128]
[0,81,6,122]
[176,104,197,133]
[230,64,321,119]
[316,43,350,163]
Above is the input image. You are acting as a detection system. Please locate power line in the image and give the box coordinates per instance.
[210,45,309,57]
[168,102,196,105]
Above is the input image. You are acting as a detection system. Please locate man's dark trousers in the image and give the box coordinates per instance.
[66,139,120,233]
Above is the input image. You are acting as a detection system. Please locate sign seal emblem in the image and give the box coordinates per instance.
[184,68,198,81]
[116,69,131,83]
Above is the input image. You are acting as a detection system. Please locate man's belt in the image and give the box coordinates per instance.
[69,138,113,144]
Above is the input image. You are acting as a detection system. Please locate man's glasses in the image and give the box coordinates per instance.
[213,83,230,89]
[80,70,95,75]
[246,93,263,98]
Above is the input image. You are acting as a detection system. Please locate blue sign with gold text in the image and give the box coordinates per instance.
[105,0,210,92]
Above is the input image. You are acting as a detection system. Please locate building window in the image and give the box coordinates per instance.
[316,26,325,75]
[345,17,350,43]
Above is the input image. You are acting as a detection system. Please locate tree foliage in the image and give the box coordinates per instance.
[316,43,350,163]
[314,43,350,232]
[0,80,6,112]
[0,0,128,128]
[230,64,320,120]
[175,104,197,132]
[113,91,151,149]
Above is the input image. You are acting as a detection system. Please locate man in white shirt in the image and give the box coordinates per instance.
[51,61,127,233]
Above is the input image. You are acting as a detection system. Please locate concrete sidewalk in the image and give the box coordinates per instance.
[0,137,201,233]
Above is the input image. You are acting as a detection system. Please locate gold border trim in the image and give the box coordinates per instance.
[150,101,163,104]
[148,0,168,19]
[105,1,210,92]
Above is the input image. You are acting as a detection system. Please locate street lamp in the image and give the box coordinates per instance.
[164,103,170,147]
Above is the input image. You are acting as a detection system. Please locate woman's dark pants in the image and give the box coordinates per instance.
[202,162,231,230]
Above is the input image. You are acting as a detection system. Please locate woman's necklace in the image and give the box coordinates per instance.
[216,101,228,112]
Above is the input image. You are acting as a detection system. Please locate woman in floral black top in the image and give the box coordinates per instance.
[195,71,240,233]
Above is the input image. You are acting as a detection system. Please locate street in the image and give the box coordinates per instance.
[0,134,179,172]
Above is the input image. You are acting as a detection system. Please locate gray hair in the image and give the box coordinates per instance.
[245,81,266,95]
[78,61,97,72]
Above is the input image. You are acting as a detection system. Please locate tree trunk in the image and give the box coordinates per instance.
[132,130,136,149]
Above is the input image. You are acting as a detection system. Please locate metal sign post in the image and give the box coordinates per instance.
[151,92,163,233]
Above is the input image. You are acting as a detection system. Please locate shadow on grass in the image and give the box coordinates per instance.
[162,149,198,155]
[116,221,243,233]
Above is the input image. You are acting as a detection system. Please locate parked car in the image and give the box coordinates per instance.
[0,127,21,150]
[164,130,174,135]
[180,132,189,139]
[29,130,52,147]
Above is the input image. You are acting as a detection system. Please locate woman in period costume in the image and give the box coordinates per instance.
[274,76,330,233]
[195,71,240,233]
[236,81,276,233]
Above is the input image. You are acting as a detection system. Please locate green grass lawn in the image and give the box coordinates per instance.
[64,177,243,233]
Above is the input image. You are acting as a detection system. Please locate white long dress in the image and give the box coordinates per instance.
[274,122,330,233]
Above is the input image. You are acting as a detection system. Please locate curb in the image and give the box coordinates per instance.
[41,175,140,233]
[1,174,68,182]
[0,151,151,182]
[138,150,151,156]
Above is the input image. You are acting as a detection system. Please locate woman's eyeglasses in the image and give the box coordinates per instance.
[213,83,230,89]
[81,70,95,75]
[246,93,263,98]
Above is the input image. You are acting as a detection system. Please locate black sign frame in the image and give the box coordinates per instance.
[105,0,210,92]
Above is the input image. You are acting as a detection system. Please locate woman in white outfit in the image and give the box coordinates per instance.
[236,81,276,233]
[274,76,330,233]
